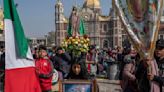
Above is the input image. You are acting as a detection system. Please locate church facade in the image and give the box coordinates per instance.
[55,0,164,48]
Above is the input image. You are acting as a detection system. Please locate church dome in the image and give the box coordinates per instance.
[84,0,100,9]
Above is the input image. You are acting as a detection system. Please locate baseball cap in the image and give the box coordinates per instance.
[156,39,164,50]
[39,45,47,51]
[56,47,63,51]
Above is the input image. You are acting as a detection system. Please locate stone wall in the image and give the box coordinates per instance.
[96,79,122,92]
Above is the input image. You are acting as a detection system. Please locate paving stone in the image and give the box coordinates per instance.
[96,79,122,92]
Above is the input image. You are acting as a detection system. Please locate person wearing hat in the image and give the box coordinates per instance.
[50,46,71,79]
[35,45,54,92]
[155,39,164,76]
[147,39,164,92]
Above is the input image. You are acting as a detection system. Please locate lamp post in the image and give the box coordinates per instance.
[94,9,97,45]
[45,35,48,46]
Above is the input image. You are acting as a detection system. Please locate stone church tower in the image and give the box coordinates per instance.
[0,7,4,31]
[55,0,67,46]
[0,7,5,47]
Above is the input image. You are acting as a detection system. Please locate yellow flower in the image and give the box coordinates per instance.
[75,36,79,39]
[80,40,84,44]
[68,41,71,44]
[69,37,73,39]
[74,41,78,44]
[84,44,88,48]
[80,36,84,39]
[61,36,90,54]
[78,39,81,42]
[84,39,87,43]
[78,44,82,47]
[72,39,75,42]
[86,38,90,42]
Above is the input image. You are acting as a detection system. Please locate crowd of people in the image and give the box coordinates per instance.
[0,39,164,92]
[28,43,128,91]
[120,39,164,92]
[32,38,164,92]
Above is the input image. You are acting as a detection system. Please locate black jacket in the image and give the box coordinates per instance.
[156,58,164,92]
[153,75,164,92]
[136,61,150,92]
[153,76,164,85]
[50,53,71,74]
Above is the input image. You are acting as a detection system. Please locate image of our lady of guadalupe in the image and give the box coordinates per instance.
[67,6,86,37]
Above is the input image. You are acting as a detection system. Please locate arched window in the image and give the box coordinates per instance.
[103,40,109,48]
[103,24,107,31]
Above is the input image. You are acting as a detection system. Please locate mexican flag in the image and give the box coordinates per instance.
[4,0,41,92]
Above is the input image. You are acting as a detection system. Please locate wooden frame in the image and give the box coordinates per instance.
[52,81,61,92]
[60,79,96,92]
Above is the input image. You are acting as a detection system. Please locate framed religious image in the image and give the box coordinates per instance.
[61,79,96,92]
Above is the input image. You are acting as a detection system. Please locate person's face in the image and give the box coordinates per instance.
[90,49,95,54]
[155,47,164,59]
[154,49,160,57]
[72,64,81,75]
[57,49,63,54]
[130,49,137,57]
[52,48,56,53]
[39,50,47,58]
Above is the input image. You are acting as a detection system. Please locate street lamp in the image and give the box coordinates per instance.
[44,35,48,46]
[94,9,97,45]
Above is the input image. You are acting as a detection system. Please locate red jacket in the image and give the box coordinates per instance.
[35,58,53,91]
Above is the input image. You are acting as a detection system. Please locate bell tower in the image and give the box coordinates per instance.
[110,0,123,47]
[0,6,4,47]
[55,0,64,23]
[55,0,67,46]
[0,6,4,31]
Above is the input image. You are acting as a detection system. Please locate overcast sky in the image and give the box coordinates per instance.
[1,0,112,37]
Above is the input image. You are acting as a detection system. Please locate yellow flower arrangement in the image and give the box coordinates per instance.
[61,35,90,56]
